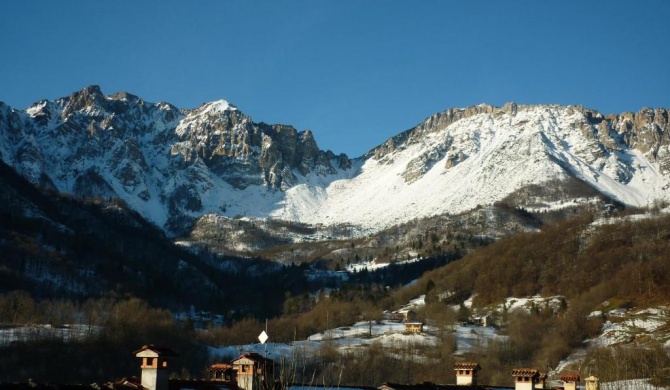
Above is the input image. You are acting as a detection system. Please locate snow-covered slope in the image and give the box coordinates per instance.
[1,87,669,236]
[271,104,670,230]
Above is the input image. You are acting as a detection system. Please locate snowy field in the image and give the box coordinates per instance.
[208,320,502,363]
[0,323,100,346]
[209,294,504,363]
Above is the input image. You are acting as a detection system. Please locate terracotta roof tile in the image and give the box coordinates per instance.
[560,374,580,382]
[454,363,481,370]
[208,363,234,371]
[511,368,539,377]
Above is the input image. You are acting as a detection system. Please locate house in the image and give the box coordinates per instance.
[231,353,273,390]
[404,322,424,334]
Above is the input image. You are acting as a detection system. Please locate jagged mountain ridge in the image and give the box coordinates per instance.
[1,86,669,236]
[0,86,350,234]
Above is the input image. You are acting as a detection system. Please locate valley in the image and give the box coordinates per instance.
[0,87,669,388]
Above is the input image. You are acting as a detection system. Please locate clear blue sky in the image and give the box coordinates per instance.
[2,1,669,157]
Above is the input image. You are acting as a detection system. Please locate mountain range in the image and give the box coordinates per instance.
[1,86,669,242]
[2,87,670,386]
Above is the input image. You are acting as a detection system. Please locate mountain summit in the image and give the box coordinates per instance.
[0,86,350,233]
[1,86,668,235]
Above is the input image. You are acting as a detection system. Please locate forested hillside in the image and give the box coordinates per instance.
[406,210,670,307]
[199,209,670,387]
[0,158,318,317]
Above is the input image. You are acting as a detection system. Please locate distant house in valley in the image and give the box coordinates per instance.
[404,322,424,334]
[472,315,491,327]
[395,309,424,334]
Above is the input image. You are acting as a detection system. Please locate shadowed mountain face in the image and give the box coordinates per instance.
[1,86,669,238]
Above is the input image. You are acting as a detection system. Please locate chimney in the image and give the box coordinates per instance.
[512,368,539,390]
[585,376,599,390]
[454,362,481,385]
[560,373,580,390]
[134,344,178,390]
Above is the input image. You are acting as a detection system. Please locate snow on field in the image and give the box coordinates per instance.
[208,292,505,365]
[453,325,501,354]
[346,258,423,273]
[0,324,100,346]
[397,295,426,312]
[209,318,505,365]
[601,379,664,390]
[592,208,670,227]
[503,296,566,312]
[524,197,599,213]
[590,307,669,347]
[554,305,670,381]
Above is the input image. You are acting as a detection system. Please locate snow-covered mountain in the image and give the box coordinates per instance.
[1,86,669,236]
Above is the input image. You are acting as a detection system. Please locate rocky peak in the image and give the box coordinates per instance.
[61,85,108,117]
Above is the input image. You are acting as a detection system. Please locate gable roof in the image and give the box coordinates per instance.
[511,369,539,377]
[232,353,273,364]
[454,362,481,371]
[133,344,179,358]
[560,374,580,382]
[208,363,234,372]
